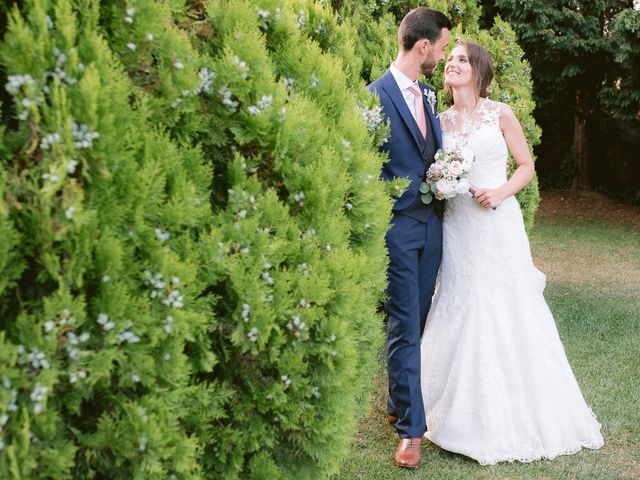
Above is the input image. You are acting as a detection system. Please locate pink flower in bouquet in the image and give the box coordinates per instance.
[448,160,463,176]
[427,160,445,182]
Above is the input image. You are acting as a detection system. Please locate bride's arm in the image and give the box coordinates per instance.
[473,104,535,209]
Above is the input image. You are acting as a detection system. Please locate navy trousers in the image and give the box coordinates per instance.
[385,209,442,438]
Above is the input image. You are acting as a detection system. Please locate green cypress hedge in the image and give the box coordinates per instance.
[0,1,217,477]
[187,2,390,476]
[0,0,391,477]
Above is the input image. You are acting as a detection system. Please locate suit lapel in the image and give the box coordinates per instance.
[381,70,425,149]
[420,83,443,151]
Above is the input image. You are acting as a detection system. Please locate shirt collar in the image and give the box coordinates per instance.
[389,63,418,92]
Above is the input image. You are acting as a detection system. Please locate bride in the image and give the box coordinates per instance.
[420,41,604,465]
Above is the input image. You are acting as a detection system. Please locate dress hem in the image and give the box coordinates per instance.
[423,434,604,466]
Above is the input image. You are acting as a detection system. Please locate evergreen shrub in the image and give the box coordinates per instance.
[0,0,391,478]
[0,0,223,477]
[183,1,390,476]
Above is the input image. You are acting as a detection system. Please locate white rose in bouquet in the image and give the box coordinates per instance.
[455,179,470,194]
[434,179,455,199]
[434,179,448,199]
[448,160,463,177]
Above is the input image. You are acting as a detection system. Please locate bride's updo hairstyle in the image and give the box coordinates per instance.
[459,40,493,98]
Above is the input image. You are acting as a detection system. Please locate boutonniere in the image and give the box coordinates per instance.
[424,88,437,116]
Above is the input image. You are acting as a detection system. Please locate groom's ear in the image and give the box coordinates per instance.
[419,38,433,55]
[411,38,423,54]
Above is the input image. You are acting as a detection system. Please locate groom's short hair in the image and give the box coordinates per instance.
[398,8,452,51]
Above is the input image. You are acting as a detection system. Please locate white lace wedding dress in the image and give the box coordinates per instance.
[420,98,604,465]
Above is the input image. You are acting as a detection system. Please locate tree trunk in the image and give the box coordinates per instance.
[572,88,591,190]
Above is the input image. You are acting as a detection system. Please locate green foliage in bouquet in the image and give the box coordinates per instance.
[336,0,541,229]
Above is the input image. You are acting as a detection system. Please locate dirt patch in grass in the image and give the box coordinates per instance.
[536,190,640,229]
[532,190,640,295]
[532,248,640,295]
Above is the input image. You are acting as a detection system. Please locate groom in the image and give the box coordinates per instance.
[368,7,451,468]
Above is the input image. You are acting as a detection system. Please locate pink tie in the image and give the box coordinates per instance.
[408,84,427,139]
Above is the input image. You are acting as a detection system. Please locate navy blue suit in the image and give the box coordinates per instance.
[368,70,443,438]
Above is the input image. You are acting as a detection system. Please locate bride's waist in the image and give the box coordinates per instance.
[447,191,518,210]
[469,175,507,189]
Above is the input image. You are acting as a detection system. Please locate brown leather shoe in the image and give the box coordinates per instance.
[387,414,398,425]
[394,437,421,468]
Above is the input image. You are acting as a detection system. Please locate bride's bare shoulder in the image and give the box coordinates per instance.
[485,99,514,116]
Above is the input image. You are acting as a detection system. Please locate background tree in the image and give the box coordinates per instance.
[491,0,640,197]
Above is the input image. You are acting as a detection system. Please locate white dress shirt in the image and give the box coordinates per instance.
[389,63,422,123]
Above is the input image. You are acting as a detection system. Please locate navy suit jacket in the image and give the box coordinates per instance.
[368,70,444,220]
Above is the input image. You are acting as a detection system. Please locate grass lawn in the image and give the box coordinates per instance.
[332,193,640,480]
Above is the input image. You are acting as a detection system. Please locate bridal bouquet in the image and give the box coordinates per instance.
[420,147,474,204]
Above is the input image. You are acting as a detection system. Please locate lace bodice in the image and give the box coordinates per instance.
[439,98,508,190]
[435,97,518,282]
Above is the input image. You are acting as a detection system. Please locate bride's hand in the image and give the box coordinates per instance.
[472,188,505,209]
